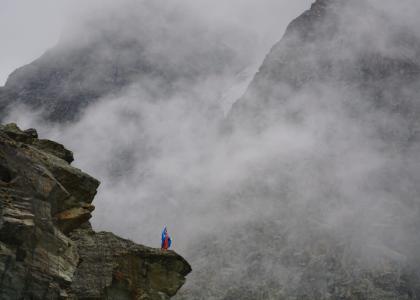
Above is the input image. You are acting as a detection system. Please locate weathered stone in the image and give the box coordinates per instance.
[0,123,35,144]
[70,229,191,300]
[55,204,95,234]
[32,139,74,163]
[0,124,191,299]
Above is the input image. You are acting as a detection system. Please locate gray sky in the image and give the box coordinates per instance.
[0,0,312,85]
[0,0,69,84]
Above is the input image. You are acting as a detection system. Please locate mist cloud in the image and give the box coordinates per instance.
[4,0,420,298]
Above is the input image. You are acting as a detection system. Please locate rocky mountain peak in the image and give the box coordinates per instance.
[229,0,420,131]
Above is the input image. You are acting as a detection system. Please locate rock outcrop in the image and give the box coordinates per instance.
[0,123,191,299]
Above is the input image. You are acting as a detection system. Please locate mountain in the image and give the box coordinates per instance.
[0,1,250,122]
[2,0,420,299]
[230,0,420,132]
[176,0,420,298]
[0,123,191,299]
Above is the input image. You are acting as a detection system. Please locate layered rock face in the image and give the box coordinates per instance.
[0,124,191,299]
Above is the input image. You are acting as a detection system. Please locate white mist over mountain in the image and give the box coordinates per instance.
[4,0,313,247]
[0,0,310,85]
[3,0,420,298]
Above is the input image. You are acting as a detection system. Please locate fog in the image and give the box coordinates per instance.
[3,0,313,248]
[0,0,310,85]
[3,0,420,298]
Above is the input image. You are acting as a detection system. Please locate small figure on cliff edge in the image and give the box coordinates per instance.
[161,226,172,250]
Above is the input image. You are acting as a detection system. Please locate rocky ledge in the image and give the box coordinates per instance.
[0,123,191,299]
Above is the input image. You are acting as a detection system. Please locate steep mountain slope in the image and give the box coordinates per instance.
[230,0,420,131]
[0,123,191,299]
[0,1,249,122]
[175,0,420,298]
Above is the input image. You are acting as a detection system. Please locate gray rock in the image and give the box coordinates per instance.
[0,123,191,299]
[69,229,191,300]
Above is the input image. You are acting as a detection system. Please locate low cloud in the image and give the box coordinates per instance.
[4,0,420,297]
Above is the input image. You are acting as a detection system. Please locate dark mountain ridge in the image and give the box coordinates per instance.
[178,0,420,298]
[0,0,249,122]
[230,0,420,134]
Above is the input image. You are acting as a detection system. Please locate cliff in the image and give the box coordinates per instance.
[0,123,191,299]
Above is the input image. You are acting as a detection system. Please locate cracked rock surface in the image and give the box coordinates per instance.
[0,123,191,299]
